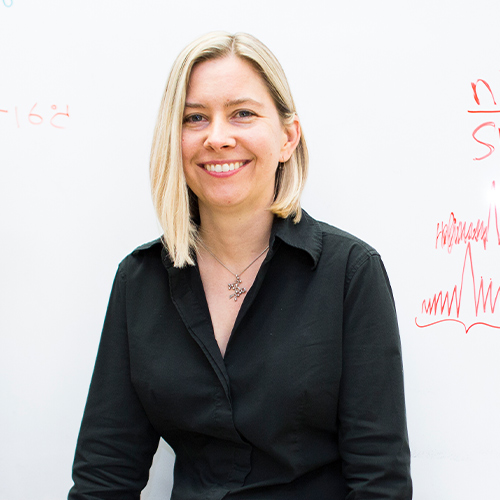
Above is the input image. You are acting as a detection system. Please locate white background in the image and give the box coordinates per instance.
[1,1,500,498]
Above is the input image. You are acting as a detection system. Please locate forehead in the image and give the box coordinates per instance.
[186,55,272,104]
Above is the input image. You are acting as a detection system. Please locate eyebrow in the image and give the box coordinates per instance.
[184,98,263,109]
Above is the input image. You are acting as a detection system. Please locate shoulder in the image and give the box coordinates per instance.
[131,237,163,255]
[303,211,380,267]
[284,211,393,302]
[116,237,166,279]
[281,210,386,291]
[305,216,394,301]
[317,219,375,251]
[299,212,392,296]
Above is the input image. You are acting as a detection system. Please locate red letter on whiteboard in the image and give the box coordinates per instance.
[472,121,496,160]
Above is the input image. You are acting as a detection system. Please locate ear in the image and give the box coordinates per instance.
[280,114,301,162]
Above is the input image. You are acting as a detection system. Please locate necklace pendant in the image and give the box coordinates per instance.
[228,275,246,301]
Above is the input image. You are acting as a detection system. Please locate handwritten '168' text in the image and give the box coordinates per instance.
[0,103,70,129]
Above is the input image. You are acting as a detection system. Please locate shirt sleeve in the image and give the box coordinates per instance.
[338,252,412,499]
[68,262,160,500]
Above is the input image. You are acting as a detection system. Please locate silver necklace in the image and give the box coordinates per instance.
[200,242,270,301]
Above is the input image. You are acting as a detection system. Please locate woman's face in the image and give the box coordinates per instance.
[181,55,298,216]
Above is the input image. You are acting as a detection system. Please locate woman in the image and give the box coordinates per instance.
[69,32,412,499]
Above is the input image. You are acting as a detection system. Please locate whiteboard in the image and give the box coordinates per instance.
[1,1,499,498]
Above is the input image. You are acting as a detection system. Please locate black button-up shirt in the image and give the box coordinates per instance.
[69,211,412,500]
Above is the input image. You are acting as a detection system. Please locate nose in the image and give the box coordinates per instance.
[203,117,236,150]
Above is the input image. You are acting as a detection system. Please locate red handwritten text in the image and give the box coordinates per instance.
[471,122,499,160]
[468,77,500,160]
[471,79,497,107]
[0,103,70,129]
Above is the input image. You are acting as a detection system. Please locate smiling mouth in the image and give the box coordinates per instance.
[201,161,248,173]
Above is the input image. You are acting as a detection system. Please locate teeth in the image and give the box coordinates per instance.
[204,161,244,172]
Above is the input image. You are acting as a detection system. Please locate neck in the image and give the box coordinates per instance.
[198,205,273,269]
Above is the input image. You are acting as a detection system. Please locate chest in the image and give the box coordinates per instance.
[197,255,263,357]
[127,254,345,442]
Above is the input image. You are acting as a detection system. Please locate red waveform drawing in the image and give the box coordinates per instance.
[416,242,500,333]
[435,182,500,253]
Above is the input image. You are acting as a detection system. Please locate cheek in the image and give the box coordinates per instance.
[181,136,189,161]
[181,132,197,162]
[180,139,198,189]
[249,130,282,161]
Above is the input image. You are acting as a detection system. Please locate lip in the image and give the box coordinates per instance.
[198,159,250,177]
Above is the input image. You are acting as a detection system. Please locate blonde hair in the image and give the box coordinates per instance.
[150,32,308,267]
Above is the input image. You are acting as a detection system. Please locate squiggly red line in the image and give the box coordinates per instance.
[415,317,500,334]
[435,182,500,253]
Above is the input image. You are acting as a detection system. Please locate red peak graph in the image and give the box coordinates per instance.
[416,182,500,333]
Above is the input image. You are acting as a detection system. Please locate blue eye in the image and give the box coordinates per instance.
[236,110,254,118]
[184,114,204,123]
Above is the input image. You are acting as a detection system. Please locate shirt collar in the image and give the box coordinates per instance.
[152,209,323,270]
[269,209,322,270]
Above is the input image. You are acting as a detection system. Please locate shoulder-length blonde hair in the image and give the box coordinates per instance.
[150,31,308,267]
